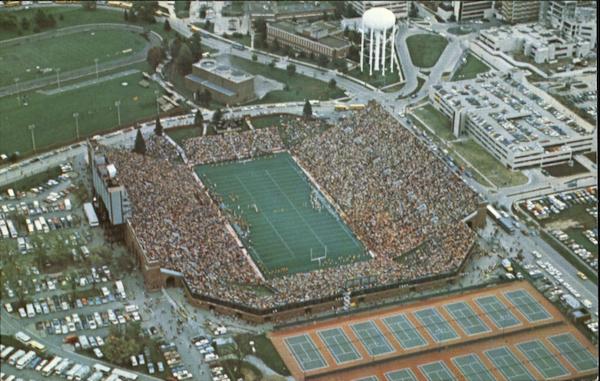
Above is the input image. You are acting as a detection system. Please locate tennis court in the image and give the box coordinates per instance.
[418,361,456,381]
[382,314,427,349]
[350,321,394,356]
[284,334,327,372]
[504,289,551,322]
[413,308,459,343]
[452,354,495,381]
[196,153,368,278]
[317,328,361,364]
[356,377,379,381]
[485,347,535,381]
[385,368,417,381]
[475,296,521,329]
[444,302,490,336]
[516,340,569,379]
[548,333,598,372]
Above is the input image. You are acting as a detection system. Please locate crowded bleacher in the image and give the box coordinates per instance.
[103,103,481,310]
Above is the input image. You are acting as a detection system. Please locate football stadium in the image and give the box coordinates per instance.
[95,102,486,322]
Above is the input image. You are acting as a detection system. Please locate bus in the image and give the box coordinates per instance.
[0,346,14,361]
[190,24,201,33]
[15,331,31,344]
[28,340,46,354]
[232,43,246,50]
[93,363,111,374]
[106,1,132,9]
[111,368,138,380]
[349,104,366,110]
[42,357,62,376]
[8,349,26,366]
[66,364,82,380]
[15,350,36,370]
[334,104,349,111]
[2,1,21,8]
[83,203,99,227]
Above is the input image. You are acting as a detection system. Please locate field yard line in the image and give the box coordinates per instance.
[264,169,327,253]
[235,175,297,260]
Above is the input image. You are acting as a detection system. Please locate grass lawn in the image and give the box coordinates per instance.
[406,34,448,68]
[411,104,454,141]
[0,62,164,156]
[236,334,290,376]
[229,56,345,103]
[0,166,61,193]
[0,29,149,86]
[451,139,528,187]
[166,125,203,146]
[347,66,401,88]
[451,53,490,81]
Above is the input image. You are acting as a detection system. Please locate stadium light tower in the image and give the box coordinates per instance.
[154,90,160,116]
[73,112,80,140]
[28,124,36,152]
[360,7,397,76]
[14,77,21,106]
[56,68,61,89]
[94,58,99,80]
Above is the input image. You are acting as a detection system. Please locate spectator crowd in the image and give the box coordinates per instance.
[101,102,481,311]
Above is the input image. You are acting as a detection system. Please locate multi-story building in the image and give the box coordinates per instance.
[500,0,540,24]
[91,152,132,226]
[546,0,597,47]
[266,20,351,60]
[478,23,593,63]
[429,71,595,169]
[348,1,408,19]
[452,0,495,21]
[185,59,255,105]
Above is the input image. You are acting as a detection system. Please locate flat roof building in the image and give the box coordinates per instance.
[266,20,351,60]
[185,59,255,105]
[452,0,495,21]
[91,151,132,226]
[500,0,541,24]
[429,71,595,169]
[243,1,336,21]
[348,1,408,19]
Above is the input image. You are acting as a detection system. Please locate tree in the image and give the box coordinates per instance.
[272,38,280,51]
[189,32,203,61]
[20,17,30,30]
[9,152,19,163]
[154,116,163,136]
[212,108,223,125]
[133,129,146,155]
[103,335,140,365]
[170,36,182,59]
[124,10,129,21]
[146,46,164,71]
[286,63,296,76]
[175,43,193,75]
[303,100,312,118]
[328,78,337,89]
[197,89,211,107]
[0,13,18,31]
[164,19,171,31]
[131,1,159,23]
[268,60,276,68]
[194,110,204,126]
[318,54,329,67]
[252,53,257,61]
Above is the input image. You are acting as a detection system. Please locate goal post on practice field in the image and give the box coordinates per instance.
[310,247,327,266]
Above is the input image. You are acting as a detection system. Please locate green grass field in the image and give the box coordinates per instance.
[229,56,346,103]
[347,66,401,88]
[166,125,203,146]
[451,53,490,81]
[196,153,368,278]
[0,29,149,86]
[411,104,454,141]
[0,62,162,156]
[406,34,448,68]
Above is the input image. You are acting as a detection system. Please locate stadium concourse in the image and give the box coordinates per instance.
[102,102,484,321]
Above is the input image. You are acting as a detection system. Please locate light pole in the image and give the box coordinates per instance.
[73,112,80,140]
[28,124,36,152]
[56,68,61,89]
[14,77,20,106]
[94,58,99,80]
[154,90,160,116]
[115,100,121,126]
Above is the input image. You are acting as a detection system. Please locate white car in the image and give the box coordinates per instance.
[93,348,104,358]
[532,251,542,259]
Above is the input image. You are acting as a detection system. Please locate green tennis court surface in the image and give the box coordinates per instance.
[317,328,361,364]
[485,347,535,381]
[413,308,459,343]
[196,153,368,278]
[548,333,598,372]
[356,377,379,381]
[350,321,394,356]
[452,354,495,381]
[444,302,490,335]
[504,289,551,322]
[516,340,569,379]
[284,334,327,372]
[419,361,456,381]
[475,296,521,329]
[382,314,427,349]
[385,368,418,381]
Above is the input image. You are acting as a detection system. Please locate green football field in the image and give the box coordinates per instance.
[0,29,149,87]
[196,152,368,278]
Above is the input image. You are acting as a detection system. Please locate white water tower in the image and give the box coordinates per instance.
[360,7,397,76]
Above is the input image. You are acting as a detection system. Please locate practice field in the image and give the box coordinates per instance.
[196,152,368,278]
[269,281,598,381]
[0,29,148,86]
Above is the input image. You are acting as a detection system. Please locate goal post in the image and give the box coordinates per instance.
[310,247,327,266]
